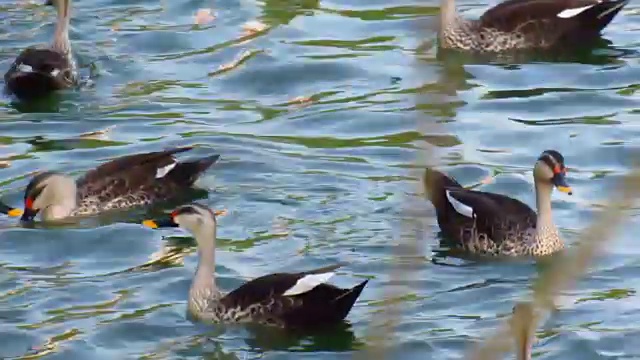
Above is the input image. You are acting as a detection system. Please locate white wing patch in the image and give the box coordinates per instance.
[557,4,596,18]
[283,272,335,296]
[445,190,474,218]
[155,161,177,179]
[17,63,33,73]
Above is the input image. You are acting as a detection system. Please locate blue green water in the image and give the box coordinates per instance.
[0,0,639,358]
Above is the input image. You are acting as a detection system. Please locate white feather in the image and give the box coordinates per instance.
[283,272,335,296]
[17,63,33,73]
[445,190,474,218]
[155,161,177,179]
[557,4,596,18]
[50,68,60,77]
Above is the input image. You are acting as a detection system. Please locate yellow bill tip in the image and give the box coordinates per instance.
[142,220,158,229]
[7,208,23,217]
[214,209,228,217]
[557,186,573,194]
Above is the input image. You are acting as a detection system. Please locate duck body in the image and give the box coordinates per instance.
[72,147,218,216]
[423,150,572,257]
[4,0,77,100]
[16,146,219,221]
[440,0,629,52]
[4,47,76,100]
[424,169,545,256]
[194,265,369,329]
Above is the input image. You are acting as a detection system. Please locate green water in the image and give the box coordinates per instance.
[0,0,639,358]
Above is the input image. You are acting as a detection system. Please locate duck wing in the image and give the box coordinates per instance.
[76,146,218,206]
[444,188,537,245]
[478,0,628,40]
[424,168,537,246]
[221,264,367,328]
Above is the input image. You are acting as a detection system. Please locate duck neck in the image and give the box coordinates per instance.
[440,0,459,39]
[535,180,555,231]
[52,0,71,54]
[190,226,218,305]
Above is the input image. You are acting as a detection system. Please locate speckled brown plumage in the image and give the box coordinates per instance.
[439,0,628,52]
[195,265,369,329]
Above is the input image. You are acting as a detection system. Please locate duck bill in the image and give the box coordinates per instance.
[0,202,23,218]
[142,216,178,229]
[20,207,40,222]
[552,173,573,195]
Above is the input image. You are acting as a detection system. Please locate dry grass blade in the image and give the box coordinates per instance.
[467,168,640,360]
[208,49,263,76]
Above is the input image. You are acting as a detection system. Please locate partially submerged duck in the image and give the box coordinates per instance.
[142,203,368,329]
[4,0,77,100]
[0,147,219,222]
[439,0,628,52]
[424,150,572,257]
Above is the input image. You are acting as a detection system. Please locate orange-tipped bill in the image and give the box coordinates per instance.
[142,217,177,229]
[0,202,23,217]
[551,172,572,195]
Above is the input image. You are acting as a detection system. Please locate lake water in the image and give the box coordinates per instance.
[0,0,639,359]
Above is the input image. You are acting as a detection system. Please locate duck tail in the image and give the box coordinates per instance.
[168,154,220,187]
[423,168,462,209]
[331,279,368,321]
[570,0,628,33]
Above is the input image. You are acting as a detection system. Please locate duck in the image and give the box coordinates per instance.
[438,0,628,52]
[142,203,369,329]
[4,0,77,100]
[423,150,572,257]
[0,146,219,222]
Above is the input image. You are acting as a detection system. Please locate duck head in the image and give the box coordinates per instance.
[18,171,77,222]
[534,150,572,195]
[142,203,227,242]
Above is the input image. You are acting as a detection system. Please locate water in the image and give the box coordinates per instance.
[0,0,639,358]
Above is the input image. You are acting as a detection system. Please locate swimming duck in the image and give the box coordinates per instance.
[142,203,368,329]
[424,150,572,257]
[4,0,77,100]
[439,0,628,52]
[0,146,219,222]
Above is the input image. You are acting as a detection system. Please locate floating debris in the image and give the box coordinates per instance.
[210,49,262,76]
[194,8,216,25]
[480,175,494,184]
[242,20,269,36]
[272,216,290,237]
[78,125,116,141]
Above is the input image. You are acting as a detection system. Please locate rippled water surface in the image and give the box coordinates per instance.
[0,0,639,358]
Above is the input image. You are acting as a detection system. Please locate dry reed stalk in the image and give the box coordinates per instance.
[468,168,640,360]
